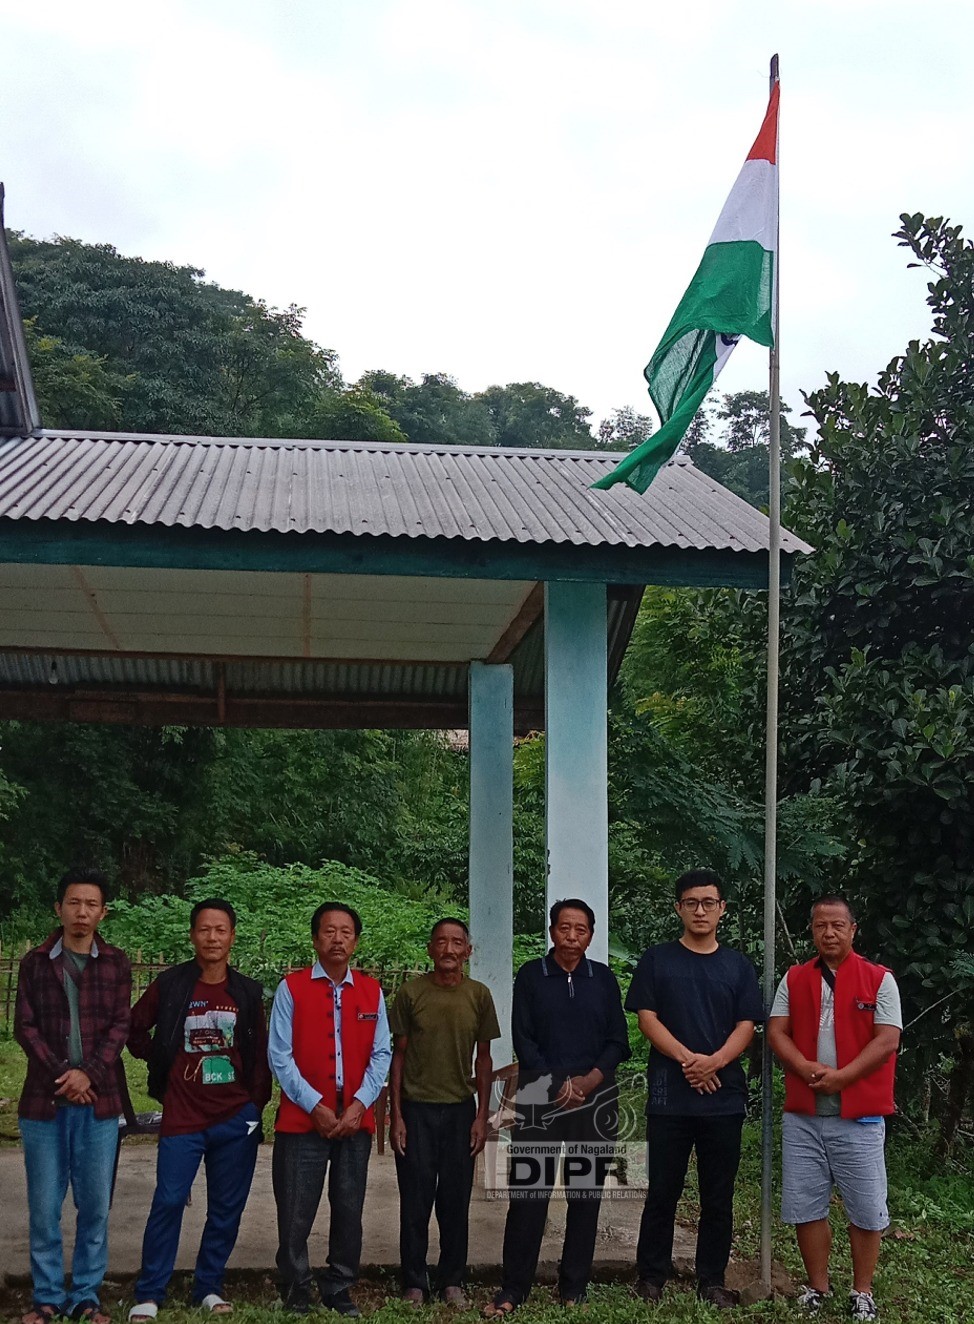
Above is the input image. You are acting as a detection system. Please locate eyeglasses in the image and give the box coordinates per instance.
[678,898,722,913]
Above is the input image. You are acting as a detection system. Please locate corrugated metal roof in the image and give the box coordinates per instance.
[0,430,811,554]
[0,652,471,698]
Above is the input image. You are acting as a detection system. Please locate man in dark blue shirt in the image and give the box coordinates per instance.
[625,870,763,1311]
[483,899,630,1316]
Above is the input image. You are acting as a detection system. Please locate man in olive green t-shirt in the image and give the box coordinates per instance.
[389,918,500,1307]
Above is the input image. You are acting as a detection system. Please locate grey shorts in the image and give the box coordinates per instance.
[781,1112,889,1231]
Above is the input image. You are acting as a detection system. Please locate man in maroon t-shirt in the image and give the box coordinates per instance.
[127,899,271,1321]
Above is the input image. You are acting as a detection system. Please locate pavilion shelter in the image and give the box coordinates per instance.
[0,204,810,1059]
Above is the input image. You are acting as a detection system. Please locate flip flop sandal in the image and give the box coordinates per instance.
[72,1307,112,1324]
[481,1295,519,1319]
[22,1308,60,1324]
[200,1298,233,1315]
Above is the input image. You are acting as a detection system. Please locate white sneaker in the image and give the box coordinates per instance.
[797,1285,832,1312]
[849,1290,878,1320]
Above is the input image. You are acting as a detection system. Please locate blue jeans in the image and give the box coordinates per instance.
[20,1107,120,1312]
[135,1102,261,1305]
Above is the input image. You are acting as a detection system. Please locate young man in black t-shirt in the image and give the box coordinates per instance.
[625,870,763,1310]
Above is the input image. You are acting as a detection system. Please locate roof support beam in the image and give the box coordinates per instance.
[0,522,792,589]
[544,581,608,963]
[0,684,544,733]
[468,661,514,1066]
[487,583,544,664]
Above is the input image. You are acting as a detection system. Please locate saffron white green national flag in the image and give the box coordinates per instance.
[593,80,780,494]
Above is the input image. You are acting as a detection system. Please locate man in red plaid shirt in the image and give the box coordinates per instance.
[15,868,131,1324]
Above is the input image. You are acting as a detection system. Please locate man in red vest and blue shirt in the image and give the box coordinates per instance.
[268,903,392,1318]
[768,895,901,1323]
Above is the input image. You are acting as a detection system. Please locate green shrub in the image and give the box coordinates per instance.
[102,852,456,987]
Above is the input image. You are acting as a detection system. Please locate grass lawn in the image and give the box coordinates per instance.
[1,1038,972,1321]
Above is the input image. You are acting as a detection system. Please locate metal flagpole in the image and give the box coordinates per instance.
[760,50,782,1295]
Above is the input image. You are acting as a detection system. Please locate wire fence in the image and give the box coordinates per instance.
[0,946,423,1035]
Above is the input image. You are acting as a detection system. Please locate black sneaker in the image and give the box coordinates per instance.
[634,1280,664,1304]
[278,1293,311,1316]
[698,1285,741,1310]
[322,1292,361,1319]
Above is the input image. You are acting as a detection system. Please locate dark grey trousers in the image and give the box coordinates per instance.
[272,1128,371,1308]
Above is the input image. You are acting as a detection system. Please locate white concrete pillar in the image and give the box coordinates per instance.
[544,581,609,962]
[468,660,514,1066]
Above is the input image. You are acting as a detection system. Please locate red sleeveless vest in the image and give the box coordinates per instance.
[275,966,382,1135]
[784,950,897,1119]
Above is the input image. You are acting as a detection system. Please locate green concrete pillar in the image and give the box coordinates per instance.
[468,660,514,1065]
[544,581,608,962]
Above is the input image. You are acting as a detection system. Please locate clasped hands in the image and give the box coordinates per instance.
[680,1052,722,1094]
[312,1097,366,1139]
[803,1060,845,1095]
[555,1069,602,1110]
[55,1068,95,1105]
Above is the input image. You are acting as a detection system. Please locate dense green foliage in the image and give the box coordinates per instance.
[682,389,807,507]
[627,214,974,1135]
[776,214,974,1143]
[3,216,974,1147]
[102,853,467,987]
[9,233,408,443]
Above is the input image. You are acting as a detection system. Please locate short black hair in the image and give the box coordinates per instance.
[311,903,363,938]
[430,917,470,941]
[549,898,596,932]
[810,894,857,923]
[675,869,724,902]
[190,898,237,929]
[57,867,109,905]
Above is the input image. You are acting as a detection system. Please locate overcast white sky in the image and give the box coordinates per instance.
[1,0,971,435]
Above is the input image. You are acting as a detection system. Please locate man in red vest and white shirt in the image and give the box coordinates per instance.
[768,896,901,1323]
[268,903,391,1318]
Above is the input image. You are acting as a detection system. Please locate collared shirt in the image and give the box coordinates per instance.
[50,936,101,960]
[512,949,630,1080]
[15,928,131,1122]
[268,961,391,1116]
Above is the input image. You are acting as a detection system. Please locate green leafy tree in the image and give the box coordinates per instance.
[102,853,456,985]
[595,406,654,452]
[778,214,974,1140]
[296,386,406,443]
[716,388,806,456]
[23,321,129,430]
[682,389,806,507]
[0,722,217,912]
[8,233,340,436]
[619,586,752,785]
[358,370,494,445]
[478,381,594,450]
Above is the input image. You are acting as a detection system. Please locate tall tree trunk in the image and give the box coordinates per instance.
[937,1023,974,1158]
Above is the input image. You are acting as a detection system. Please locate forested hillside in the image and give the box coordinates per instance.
[2,218,974,1138]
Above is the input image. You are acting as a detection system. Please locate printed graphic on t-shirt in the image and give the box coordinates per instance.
[184,1007,237,1085]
